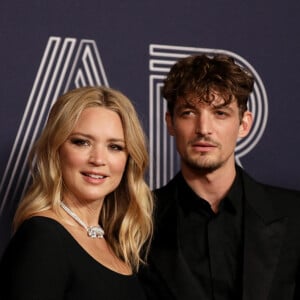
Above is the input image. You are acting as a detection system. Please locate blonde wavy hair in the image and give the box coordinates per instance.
[13,86,153,271]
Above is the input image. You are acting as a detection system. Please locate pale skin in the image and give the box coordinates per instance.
[38,107,131,275]
[166,93,253,212]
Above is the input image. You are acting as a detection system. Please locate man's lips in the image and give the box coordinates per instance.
[192,141,216,147]
[190,140,218,152]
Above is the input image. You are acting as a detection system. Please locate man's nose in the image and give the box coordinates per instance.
[195,112,212,135]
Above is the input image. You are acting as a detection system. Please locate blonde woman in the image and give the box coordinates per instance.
[0,86,153,299]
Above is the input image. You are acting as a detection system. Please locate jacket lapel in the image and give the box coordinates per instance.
[151,244,204,300]
[242,172,287,300]
[151,176,205,300]
[151,171,288,300]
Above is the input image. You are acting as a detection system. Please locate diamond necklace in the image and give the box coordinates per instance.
[60,201,104,238]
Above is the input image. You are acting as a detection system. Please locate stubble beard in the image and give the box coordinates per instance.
[182,152,224,174]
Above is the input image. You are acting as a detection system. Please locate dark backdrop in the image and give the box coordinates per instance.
[1,0,299,257]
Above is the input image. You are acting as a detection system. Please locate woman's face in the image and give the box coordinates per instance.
[59,106,128,205]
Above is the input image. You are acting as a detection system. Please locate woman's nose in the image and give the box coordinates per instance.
[89,146,106,166]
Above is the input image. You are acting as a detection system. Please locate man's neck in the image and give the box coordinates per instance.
[181,164,236,213]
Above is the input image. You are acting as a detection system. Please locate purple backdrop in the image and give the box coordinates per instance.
[1,0,299,256]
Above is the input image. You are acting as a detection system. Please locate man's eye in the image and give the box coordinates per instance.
[181,110,194,116]
[215,110,228,117]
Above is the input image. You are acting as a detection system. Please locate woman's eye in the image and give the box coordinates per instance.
[109,144,124,151]
[70,138,90,146]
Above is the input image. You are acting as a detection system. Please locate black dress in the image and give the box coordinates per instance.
[0,216,147,300]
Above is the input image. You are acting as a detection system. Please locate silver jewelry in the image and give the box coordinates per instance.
[60,201,104,238]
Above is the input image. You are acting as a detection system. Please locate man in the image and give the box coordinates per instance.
[139,54,300,300]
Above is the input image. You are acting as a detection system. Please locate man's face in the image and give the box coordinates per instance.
[166,93,252,175]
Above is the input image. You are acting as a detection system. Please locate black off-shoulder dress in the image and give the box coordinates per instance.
[0,217,147,300]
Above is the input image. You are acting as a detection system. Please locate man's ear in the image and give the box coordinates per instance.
[165,112,175,136]
[238,110,253,138]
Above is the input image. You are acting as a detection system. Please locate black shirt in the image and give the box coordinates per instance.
[178,170,244,300]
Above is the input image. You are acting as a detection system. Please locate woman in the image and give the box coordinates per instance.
[0,86,153,299]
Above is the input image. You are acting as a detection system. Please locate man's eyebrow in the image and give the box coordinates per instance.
[211,103,235,112]
[175,102,196,110]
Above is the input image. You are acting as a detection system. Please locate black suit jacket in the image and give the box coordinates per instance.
[139,169,300,300]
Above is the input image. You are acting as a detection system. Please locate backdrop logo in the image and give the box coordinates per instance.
[0,36,108,214]
[148,44,268,189]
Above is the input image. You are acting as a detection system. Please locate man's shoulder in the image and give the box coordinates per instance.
[241,168,300,216]
[260,182,300,210]
[153,172,182,199]
[242,168,300,197]
[151,173,183,218]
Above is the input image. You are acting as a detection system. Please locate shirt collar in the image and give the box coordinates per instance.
[178,168,244,216]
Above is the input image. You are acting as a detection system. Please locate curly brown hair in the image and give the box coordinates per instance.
[162,54,254,118]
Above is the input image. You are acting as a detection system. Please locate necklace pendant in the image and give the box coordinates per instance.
[60,202,105,239]
[87,226,105,238]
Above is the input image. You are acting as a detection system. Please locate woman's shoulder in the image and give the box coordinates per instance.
[9,216,69,253]
[20,215,65,233]
[0,217,71,298]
